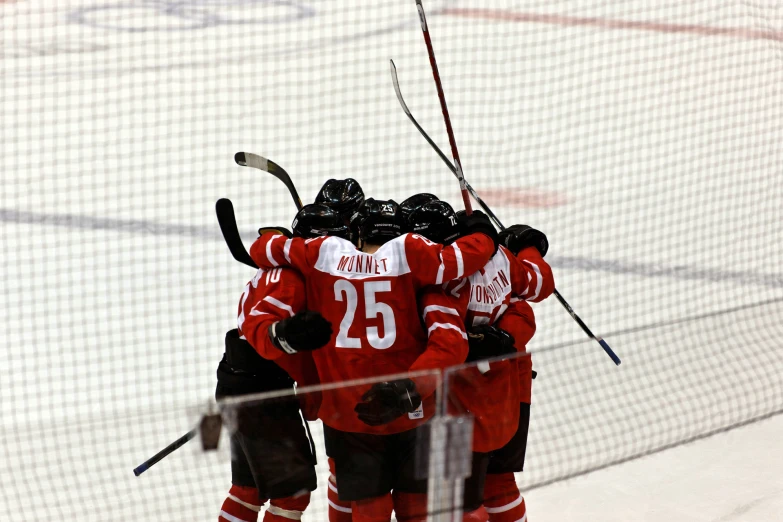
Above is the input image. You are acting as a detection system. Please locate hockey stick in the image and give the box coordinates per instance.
[216,198,258,269]
[390,60,504,230]
[390,67,620,365]
[133,429,196,476]
[235,152,304,211]
[414,0,472,215]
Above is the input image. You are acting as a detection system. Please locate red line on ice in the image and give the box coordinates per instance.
[443,8,783,42]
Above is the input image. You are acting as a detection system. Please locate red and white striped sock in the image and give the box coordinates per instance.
[219,485,264,522]
[484,474,527,522]
[264,492,311,522]
[327,458,353,522]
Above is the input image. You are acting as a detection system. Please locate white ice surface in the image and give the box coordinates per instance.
[1,0,782,520]
[526,415,783,522]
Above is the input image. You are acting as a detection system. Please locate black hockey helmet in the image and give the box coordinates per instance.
[400,193,439,220]
[408,200,460,245]
[291,204,351,240]
[350,198,406,244]
[315,178,365,222]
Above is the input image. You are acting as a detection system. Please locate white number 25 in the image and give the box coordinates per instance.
[333,280,396,349]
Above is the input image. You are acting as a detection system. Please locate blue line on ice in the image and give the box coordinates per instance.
[3,207,782,289]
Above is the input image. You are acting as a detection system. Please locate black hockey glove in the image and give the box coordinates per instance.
[354,379,422,426]
[258,226,293,238]
[268,311,332,354]
[466,325,516,363]
[457,210,499,253]
[498,224,548,257]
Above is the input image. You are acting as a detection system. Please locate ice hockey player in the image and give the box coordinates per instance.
[403,195,554,522]
[308,177,367,522]
[215,204,348,522]
[315,177,366,231]
[247,197,499,522]
[480,225,553,522]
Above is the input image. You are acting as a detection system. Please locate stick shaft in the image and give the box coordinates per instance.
[133,429,197,476]
[390,65,619,364]
[415,0,472,214]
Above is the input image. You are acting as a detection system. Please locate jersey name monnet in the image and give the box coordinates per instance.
[315,237,411,279]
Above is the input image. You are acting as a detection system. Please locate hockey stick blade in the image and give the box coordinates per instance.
[216,198,258,269]
[553,289,621,365]
[235,152,304,210]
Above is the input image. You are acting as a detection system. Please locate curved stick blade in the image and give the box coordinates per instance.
[390,60,412,117]
[216,198,257,269]
[234,152,303,210]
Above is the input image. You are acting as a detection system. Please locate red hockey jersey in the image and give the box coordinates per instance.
[415,286,470,400]
[248,231,496,434]
[236,266,321,418]
[445,245,553,452]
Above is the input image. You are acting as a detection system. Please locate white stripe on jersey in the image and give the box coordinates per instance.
[263,295,295,317]
[237,282,251,331]
[283,238,293,263]
[467,248,513,314]
[421,305,460,320]
[523,260,543,301]
[266,235,281,267]
[452,243,464,278]
[427,322,468,339]
[435,261,446,285]
[494,303,508,322]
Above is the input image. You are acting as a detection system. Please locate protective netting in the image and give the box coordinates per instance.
[2,0,783,520]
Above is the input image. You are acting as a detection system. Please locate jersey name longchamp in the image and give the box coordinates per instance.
[472,269,511,304]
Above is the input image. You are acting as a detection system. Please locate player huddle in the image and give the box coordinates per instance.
[215,178,554,522]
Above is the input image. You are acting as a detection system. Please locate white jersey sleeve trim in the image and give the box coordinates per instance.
[422,305,460,319]
[283,238,293,263]
[523,260,543,301]
[452,243,464,278]
[435,260,445,285]
[427,322,468,339]
[263,295,295,317]
[266,235,281,267]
